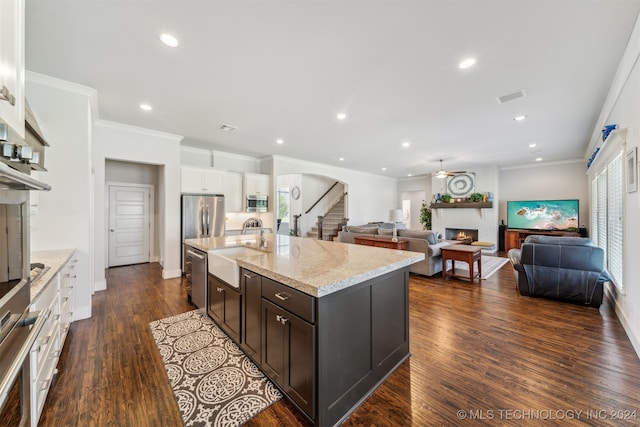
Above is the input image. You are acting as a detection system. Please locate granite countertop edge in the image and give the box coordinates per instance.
[186,235,424,298]
[30,249,76,302]
[237,254,423,297]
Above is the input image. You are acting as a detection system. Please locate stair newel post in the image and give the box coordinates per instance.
[293,214,301,237]
[317,216,324,240]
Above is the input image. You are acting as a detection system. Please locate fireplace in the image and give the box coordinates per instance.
[445,228,478,243]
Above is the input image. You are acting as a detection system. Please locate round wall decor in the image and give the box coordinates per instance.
[291,186,301,200]
[447,173,475,197]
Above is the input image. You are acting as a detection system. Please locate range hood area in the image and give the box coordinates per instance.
[0,161,51,191]
[0,99,51,191]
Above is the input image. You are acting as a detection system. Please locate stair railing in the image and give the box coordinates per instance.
[304,181,339,214]
[315,191,348,240]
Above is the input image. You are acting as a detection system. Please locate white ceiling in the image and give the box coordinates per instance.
[25,1,640,178]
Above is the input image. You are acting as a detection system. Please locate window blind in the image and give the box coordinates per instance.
[607,151,624,287]
[596,170,608,264]
[591,178,599,246]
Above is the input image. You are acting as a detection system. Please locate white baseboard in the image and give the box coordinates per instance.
[162,268,182,279]
[94,279,106,292]
[605,285,640,359]
[72,305,91,321]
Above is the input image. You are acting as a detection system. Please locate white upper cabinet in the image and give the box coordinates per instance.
[181,166,224,194]
[224,171,243,212]
[244,173,270,195]
[0,0,25,137]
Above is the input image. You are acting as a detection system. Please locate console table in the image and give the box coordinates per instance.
[504,229,580,252]
[353,236,408,250]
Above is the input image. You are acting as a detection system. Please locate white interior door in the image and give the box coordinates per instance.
[108,185,150,267]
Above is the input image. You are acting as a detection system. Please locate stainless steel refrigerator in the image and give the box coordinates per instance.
[181,194,225,270]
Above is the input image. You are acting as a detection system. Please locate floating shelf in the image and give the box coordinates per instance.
[430,202,493,209]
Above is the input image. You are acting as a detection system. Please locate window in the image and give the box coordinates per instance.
[276,187,290,235]
[591,149,624,290]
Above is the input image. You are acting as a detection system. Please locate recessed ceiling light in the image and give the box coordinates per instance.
[382,167,387,171]
[402,141,410,148]
[159,33,179,47]
[459,58,477,69]
[339,157,345,161]
[407,173,413,177]
[514,115,527,122]
[535,157,542,162]
[139,103,152,111]
[529,143,537,148]
[276,139,284,144]
[336,113,347,120]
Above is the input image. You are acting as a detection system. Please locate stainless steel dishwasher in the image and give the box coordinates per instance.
[185,247,207,310]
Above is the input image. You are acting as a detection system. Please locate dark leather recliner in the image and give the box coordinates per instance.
[508,235,609,307]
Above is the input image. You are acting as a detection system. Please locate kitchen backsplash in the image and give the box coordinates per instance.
[225,212,273,232]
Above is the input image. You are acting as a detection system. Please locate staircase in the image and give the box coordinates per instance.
[306,195,347,241]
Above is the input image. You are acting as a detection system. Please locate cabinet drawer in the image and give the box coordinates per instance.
[31,277,59,312]
[262,278,315,323]
[32,313,57,369]
[31,325,60,423]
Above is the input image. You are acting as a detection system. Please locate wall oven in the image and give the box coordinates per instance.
[246,194,268,212]
[0,122,52,426]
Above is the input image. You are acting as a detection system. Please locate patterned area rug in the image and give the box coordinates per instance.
[149,310,282,426]
[446,255,510,279]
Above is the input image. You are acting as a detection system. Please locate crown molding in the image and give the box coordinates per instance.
[500,158,584,171]
[95,119,183,142]
[26,70,100,122]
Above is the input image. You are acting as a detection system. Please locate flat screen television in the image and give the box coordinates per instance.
[507,199,579,231]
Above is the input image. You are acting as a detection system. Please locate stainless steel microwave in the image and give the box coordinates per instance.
[246,195,268,212]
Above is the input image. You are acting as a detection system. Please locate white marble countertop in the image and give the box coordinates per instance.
[30,249,76,301]
[185,235,424,297]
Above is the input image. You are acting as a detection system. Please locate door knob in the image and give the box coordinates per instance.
[110,229,114,232]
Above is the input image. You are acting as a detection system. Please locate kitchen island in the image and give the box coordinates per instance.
[185,235,424,426]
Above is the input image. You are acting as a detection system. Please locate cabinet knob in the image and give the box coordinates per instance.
[276,314,289,325]
[217,287,224,293]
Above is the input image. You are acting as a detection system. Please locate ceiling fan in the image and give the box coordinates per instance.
[432,159,466,179]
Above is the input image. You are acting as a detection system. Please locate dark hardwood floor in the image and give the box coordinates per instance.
[39,258,640,426]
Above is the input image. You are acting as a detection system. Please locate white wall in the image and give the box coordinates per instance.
[499,161,589,229]
[432,166,499,245]
[398,176,431,229]
[93,120,183,288]
[269,155,398,227]
[590,17,640,356]
[25,72,95,321]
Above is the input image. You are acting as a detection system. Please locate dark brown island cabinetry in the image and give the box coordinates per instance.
[239,266,410,426]
[261,280,316,417]
[207,274,241,342]
[241,270,262,361]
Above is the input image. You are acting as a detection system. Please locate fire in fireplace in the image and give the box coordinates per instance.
[445,228,478,243]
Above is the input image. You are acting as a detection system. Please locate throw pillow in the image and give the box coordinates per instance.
[378,228,393,236]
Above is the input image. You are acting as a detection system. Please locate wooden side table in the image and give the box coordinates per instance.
[353,236,408,250]
[441,245,482,282]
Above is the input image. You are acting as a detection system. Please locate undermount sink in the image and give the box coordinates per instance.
[208,246,265,288]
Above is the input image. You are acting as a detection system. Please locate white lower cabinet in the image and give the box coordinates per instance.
[29,251,77,426]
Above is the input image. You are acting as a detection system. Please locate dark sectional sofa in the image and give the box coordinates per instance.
[508,235,610,307]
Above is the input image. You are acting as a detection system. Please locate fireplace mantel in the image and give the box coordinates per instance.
[431,201,493,219]
[430,201,493,209]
